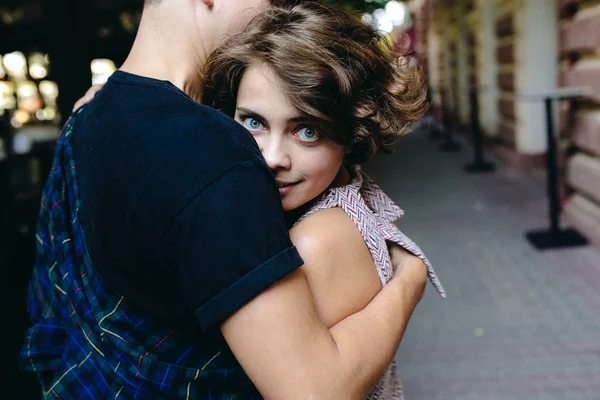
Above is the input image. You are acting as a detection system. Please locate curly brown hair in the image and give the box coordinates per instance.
[202,1,428,164]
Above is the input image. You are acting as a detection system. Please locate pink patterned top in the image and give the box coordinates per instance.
[296,167,446,400]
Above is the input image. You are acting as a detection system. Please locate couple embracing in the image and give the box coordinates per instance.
[21,1,444,399]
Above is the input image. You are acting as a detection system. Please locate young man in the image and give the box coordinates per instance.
[21,1,428,398]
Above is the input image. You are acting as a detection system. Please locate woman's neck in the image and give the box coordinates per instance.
[331,165,352,188]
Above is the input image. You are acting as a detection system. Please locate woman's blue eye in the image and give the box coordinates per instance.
[242,118,262,131]
[297,127,319,142]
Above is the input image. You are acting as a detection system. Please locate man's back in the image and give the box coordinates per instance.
[20,71,303,399]
[73,71,271,328]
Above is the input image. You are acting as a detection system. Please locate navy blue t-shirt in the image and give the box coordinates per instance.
[71,70,303,331]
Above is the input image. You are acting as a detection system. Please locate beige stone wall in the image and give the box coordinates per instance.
[427,0,448,116]
[425,0,477,128]
[422,0,560,166]
[476,0,500,137]
[425,0,518,139]
[418,0,600,246]
[559,0,600,246]
[495,0,518,149]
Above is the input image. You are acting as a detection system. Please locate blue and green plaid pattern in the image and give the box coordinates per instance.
[20,110,261,399]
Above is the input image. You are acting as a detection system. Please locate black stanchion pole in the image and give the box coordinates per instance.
[426,87,442,140]
[544,97,561,235]
[464,88,495,173]
[439,89,461,152]
[525,96,587,250]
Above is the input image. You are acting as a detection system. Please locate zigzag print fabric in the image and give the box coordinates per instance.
[296,166,446,400]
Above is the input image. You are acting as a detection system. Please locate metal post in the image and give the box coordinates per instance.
[439,89,461,152]
[544,97,560,235]
[525,95,588,250]
[426,87,442,140]
[464,88,495,173]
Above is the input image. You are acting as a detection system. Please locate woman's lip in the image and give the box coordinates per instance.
[277,182,299,195]
[276,180,300,187]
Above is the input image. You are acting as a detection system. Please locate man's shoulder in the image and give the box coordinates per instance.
[68,80,273,237]
[77,78,261,165]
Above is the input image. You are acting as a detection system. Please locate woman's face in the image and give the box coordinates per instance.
[234,64,345,211]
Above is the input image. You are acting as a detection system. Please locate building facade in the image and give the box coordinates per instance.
[412,0,600,247]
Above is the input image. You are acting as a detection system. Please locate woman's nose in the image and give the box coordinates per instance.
[262,138,291,171]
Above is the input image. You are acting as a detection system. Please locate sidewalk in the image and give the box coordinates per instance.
[365,127,600,400]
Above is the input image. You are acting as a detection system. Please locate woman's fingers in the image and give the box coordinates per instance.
[72,84,104,111]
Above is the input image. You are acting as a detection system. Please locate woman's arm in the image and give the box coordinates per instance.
[221,207,427,400]
[289,207,382,328]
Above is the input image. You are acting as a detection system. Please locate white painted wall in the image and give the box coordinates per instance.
[442,10,454,112]
[517,0,558,153]
[457,3,470,125]
[427,23,441,106]
[478,0,499,137]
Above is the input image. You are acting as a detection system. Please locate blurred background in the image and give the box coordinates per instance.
[0,0,599,398]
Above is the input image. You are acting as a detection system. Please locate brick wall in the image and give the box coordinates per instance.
[559,0,600,246]
[495,0,517,149]
[430,0,447,119]
[415,0,429,80]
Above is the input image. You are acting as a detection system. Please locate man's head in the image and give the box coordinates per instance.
[143,0,289,5]
[125,0,287,96]
[141,0,287,55]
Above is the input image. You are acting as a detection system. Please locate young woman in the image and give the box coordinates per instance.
[201,2,446,398]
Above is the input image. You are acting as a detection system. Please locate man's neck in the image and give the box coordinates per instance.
[119,8,205,102]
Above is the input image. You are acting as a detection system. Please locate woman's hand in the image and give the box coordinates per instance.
[388,243,427,299]
[72,84,104,111]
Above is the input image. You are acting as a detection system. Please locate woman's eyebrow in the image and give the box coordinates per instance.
[236,107,265,119]
[237,107,310,124]
[287,115,311,124]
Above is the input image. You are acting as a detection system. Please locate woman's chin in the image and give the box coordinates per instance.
[282,201,297,212]
[282,197,308,213]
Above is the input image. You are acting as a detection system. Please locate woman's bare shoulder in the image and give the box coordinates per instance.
[289,207,380,328]
[290,207,366,258]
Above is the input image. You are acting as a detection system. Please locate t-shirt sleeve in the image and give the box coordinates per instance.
[162,158,303,330]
